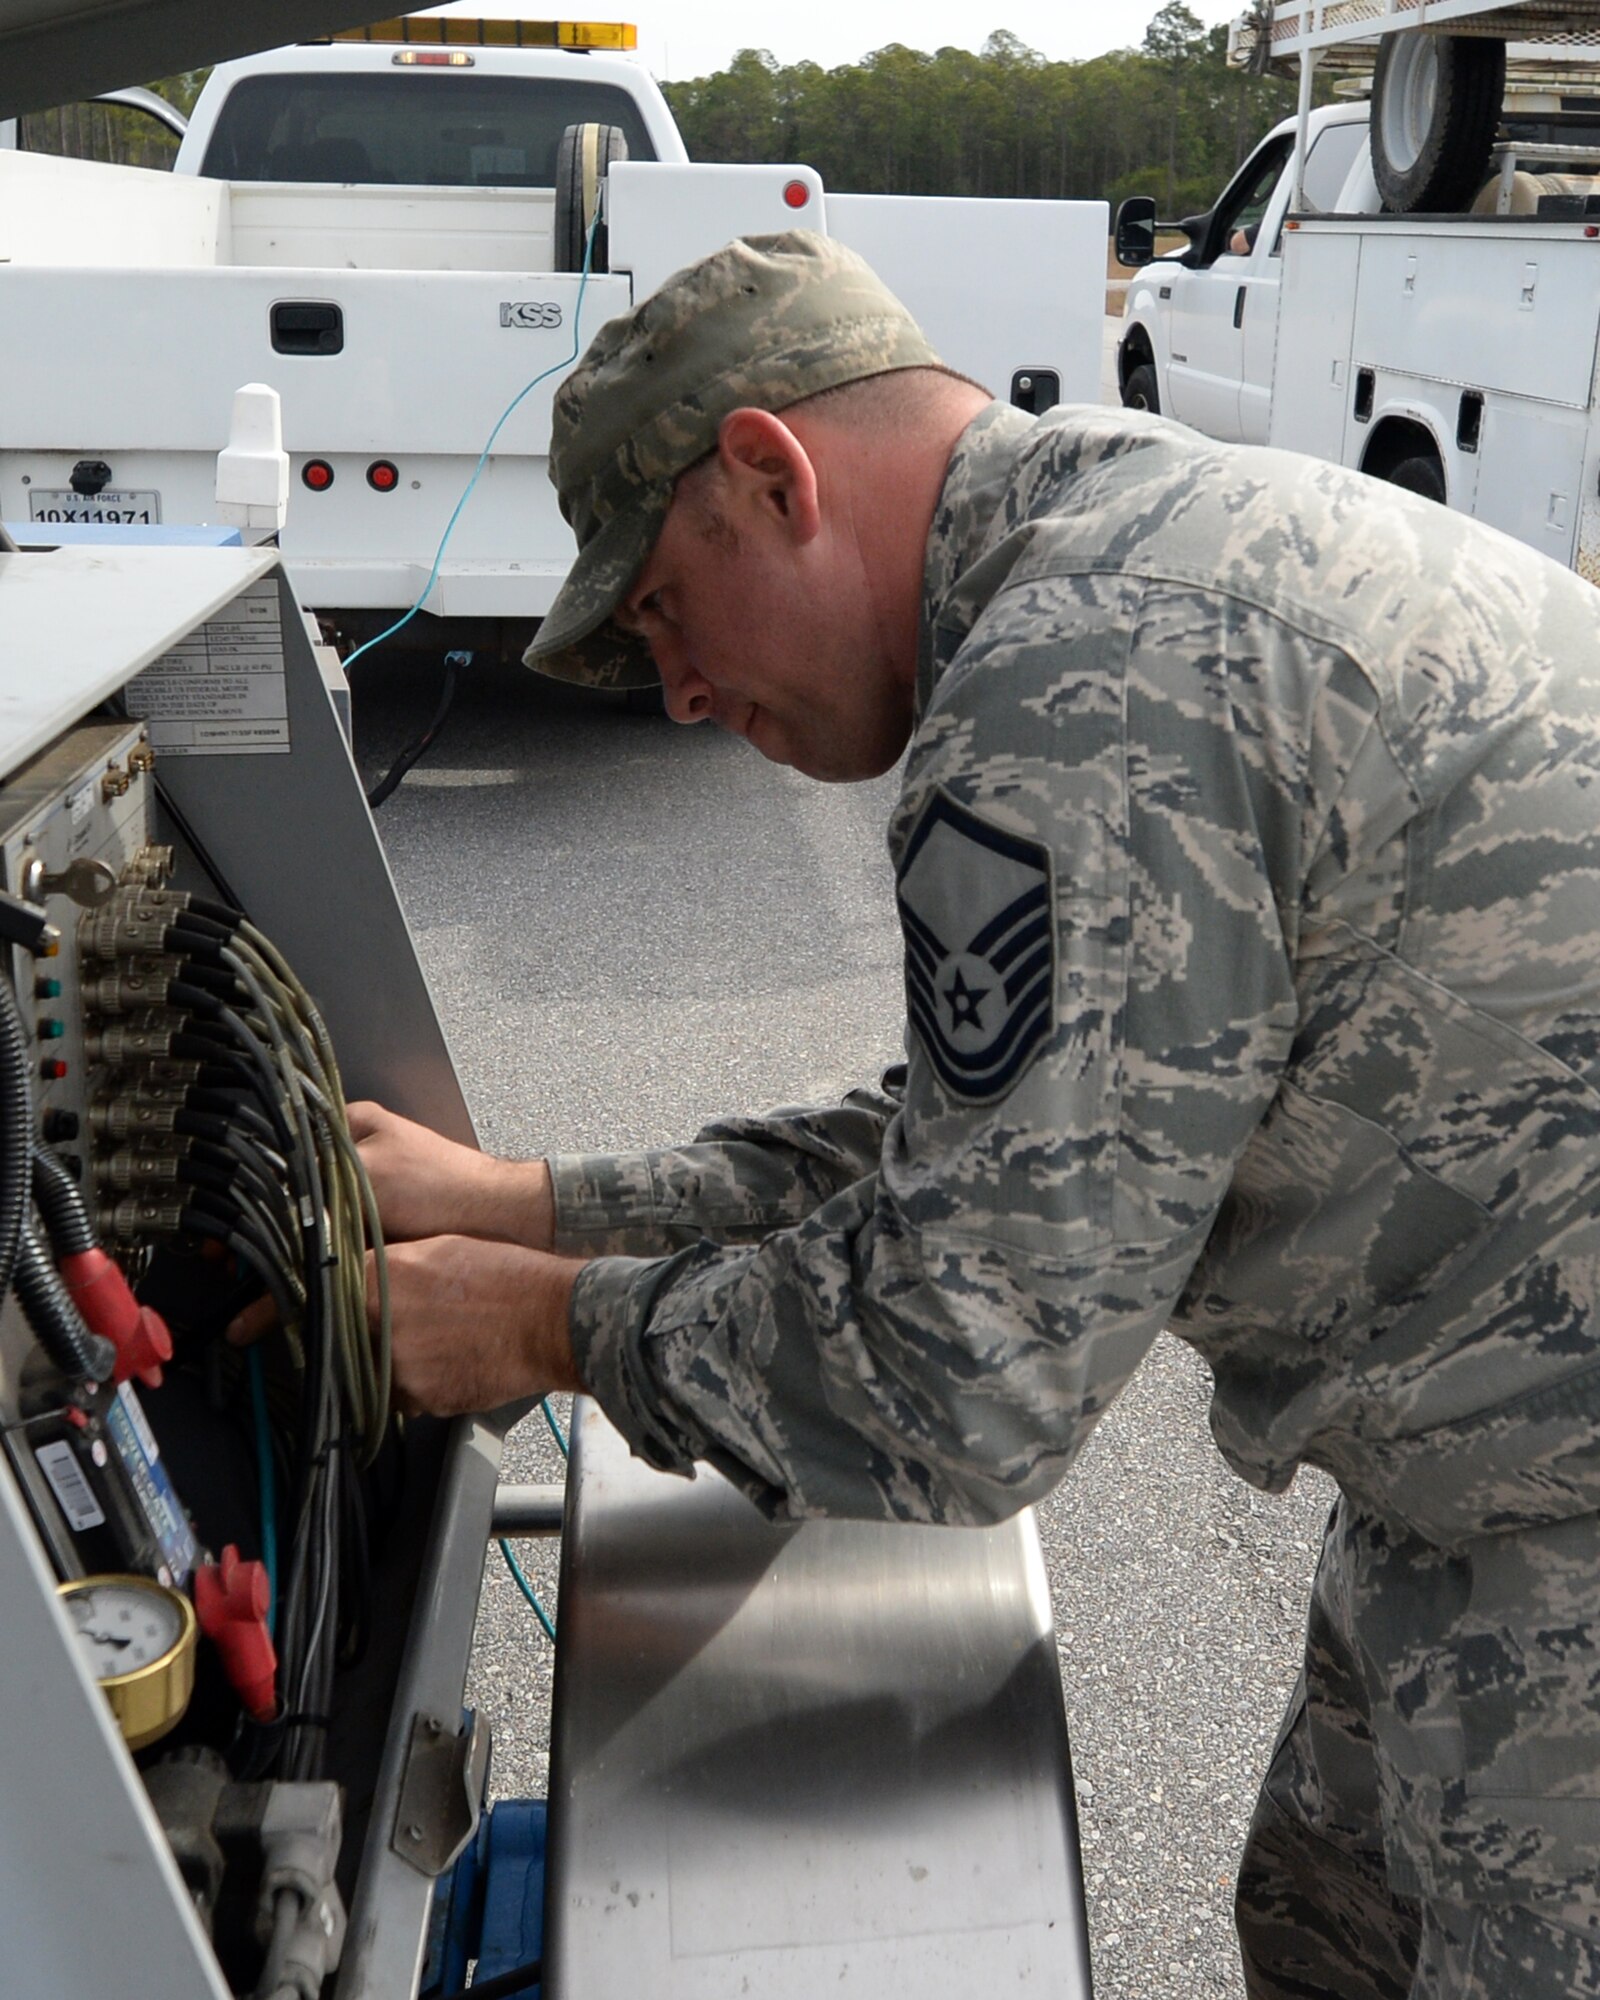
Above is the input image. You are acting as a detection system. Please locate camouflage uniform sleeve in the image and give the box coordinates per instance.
[570,568,1310,1523]
[546,1066,906,1256]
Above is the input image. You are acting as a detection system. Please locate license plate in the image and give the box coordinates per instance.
[29,488,162,525]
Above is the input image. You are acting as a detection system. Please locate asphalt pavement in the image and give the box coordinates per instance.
[355,322,1334,2000]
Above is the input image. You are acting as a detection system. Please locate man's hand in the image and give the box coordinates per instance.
[374,1235,585,1419]
[348,1101,556,1250]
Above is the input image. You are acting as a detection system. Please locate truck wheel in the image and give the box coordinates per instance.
[1371,31,1504,213]
[1122,362,1160,414]
[1383,453,1447,505]
[556,122,628,273]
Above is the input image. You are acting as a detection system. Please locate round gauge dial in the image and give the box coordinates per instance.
[57,1574,197,1750]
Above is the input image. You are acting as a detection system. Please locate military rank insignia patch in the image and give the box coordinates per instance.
[896,789,1055,1105]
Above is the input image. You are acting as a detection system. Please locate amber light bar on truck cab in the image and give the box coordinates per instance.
[331,18,638,50]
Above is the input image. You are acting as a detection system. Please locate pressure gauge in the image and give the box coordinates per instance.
[57,1573,198,1751]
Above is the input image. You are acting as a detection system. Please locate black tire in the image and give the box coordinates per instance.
[1371,32,1504,213]
[554,122,628,273]
[1382,452,1447,505]
[1122,361,1160,414]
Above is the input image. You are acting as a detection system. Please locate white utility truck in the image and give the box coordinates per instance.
[1116,2,1600,580]
[0,16,1107,659]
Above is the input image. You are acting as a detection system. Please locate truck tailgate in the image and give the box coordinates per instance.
[2,265,631,455]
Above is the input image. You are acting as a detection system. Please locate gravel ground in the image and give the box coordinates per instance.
[355,307,1329,2000]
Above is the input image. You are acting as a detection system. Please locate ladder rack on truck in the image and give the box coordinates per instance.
[1238,0,1600,202]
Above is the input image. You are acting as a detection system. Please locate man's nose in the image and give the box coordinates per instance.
[654,644,713,725]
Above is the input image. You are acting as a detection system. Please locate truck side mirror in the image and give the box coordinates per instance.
[1114,196,1158,268]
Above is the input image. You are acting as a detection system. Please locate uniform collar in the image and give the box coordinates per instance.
[916,400,1039,718]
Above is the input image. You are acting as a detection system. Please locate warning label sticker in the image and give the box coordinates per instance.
[126,577,289,756]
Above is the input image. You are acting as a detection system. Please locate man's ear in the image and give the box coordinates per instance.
[715,407,821,544]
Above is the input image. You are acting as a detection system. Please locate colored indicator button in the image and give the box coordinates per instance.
[40,1058,67,1081]
[35,977,61,999]
[40,935,59,958]
[366,459,400,492]
[38,1017,64,1039]
[302,459,335,492]
[783,179,810,209]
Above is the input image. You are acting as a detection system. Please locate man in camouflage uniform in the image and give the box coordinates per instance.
[344,233,1600,1995]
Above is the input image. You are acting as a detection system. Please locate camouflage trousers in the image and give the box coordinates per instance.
[1236,1497,1600,1999]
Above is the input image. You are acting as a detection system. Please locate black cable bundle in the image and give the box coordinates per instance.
[80,886,391,1780]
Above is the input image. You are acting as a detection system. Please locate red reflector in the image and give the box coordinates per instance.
[302,459,335,491]
[1588,224,1600,238]
[782,180,810,210]
[366,459,400,492]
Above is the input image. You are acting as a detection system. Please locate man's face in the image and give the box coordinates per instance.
[614,426,914,783]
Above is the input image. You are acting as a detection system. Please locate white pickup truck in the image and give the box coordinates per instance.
[0,19,1107,658]
[1115,103,1370,444]
[1116,7,1600,581]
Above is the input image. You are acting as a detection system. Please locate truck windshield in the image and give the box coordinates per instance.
[198,71,658,185]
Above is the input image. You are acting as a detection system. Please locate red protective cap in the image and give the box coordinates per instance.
[58,1248,173,1388]
[194,1545,277,1722]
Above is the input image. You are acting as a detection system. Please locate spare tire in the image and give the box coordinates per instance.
[1372,31,1504,213]
[555,121,628,273]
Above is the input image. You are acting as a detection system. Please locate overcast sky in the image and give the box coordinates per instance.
[420,3,1240,83]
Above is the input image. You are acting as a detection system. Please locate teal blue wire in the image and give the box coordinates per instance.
[541,1396,569,1458]
[247,1346,278,1639]
[341,209,603,674]
[498,1537,557,1643]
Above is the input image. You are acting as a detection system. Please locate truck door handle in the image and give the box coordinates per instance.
[1233,286,1247,330]
[271,301,344,356]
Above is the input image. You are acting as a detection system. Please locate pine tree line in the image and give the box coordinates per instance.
[662,5,1309,222]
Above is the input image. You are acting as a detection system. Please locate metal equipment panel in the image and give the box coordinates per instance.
[0,1442,229,1999]
[1349,223,1600,409]
[547,1403,1092,1998]
[1270,226,1364,460]
[0,545,276,774]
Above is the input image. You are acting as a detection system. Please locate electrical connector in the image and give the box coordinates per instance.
[103,1195,186,1241]
[96,1148,183,1192]
[90,1098,182,1142]
[119,842,173,887]
[82,961,185,1015]
[0,888,60,957]
[78,887,192,960]
[194,1545,277,1722]
[58,1246,173,1388]
[86,1018,183,1064]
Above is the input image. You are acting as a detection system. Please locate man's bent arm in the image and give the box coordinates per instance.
[547,1068,906,1256]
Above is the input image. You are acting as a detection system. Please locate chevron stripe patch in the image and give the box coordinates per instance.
[896,790,1054,1105]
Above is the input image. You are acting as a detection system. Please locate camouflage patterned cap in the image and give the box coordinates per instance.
[523,229,946,689]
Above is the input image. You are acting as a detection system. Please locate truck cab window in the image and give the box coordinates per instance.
[1300,121,1366,215]
[199,71,658,185]
[1213,138,1292,261]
